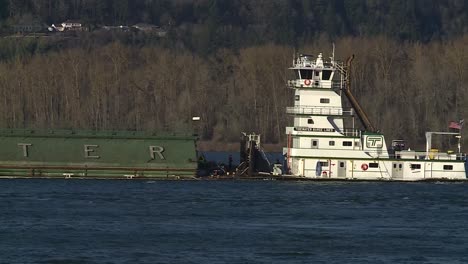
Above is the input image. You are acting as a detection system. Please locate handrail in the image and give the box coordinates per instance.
[286,106,353,116]
[287,79,342,89]
[341,129,361,137]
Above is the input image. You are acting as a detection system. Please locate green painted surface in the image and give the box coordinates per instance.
[362,131,384,136]
[0,129,198,178]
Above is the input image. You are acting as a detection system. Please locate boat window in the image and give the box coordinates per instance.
[410,164,421,170]
[300,70,312,79]
[319,161,328,167]
[393,164,396,168]
[399,164,402,169]
[339,162,344,167]
[295,95,300,101]
[311,140,318,148]
[329,141,335,146]
[295,71,300,79]
[343,141,352,146]
[314,71,320,77]
[443,165,453,170]
[322,70,332,80]
[308,118,314,124]
[320,98,330,104]
[369,163,379,168]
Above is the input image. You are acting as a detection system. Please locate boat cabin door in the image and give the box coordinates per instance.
[392,162,403,179]
[338,161,346,178]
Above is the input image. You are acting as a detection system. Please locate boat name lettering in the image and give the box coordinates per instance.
[17,143,166,160]
[84,145,100,159]
[296,127,335,132]
[149,145,165,160]
[366,136,383,148]
[18,143,32,157]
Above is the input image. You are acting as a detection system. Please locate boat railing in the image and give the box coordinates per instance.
[392,150,464,161]
[341,129,361,137]
[427,152,462,161]
[294,55,315,67]
[331,82,343,90]
[287,79,340,89]
[286,106,353,116]
[457,153,467,160]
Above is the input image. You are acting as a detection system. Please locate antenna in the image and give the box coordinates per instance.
[332,43,335,62]
[292,48,296,64]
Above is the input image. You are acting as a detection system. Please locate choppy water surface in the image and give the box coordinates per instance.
[1,180,467,264]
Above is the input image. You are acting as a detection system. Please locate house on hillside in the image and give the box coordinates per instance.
[62,20,82,29]
[50,20,87,32]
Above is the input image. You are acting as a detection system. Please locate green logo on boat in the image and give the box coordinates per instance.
[366,136,383,148]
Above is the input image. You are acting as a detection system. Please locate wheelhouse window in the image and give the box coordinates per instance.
[343,141,352,146]
[294,71,300,79]
[320,98,330,104]
[307,118,314,124]
[300,69,312,79]
[443,165,453,170]
[411,164,421,170]
[322,70,332,80]
[329,141,335,146]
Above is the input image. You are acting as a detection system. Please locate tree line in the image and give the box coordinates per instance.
[0,35,466,150]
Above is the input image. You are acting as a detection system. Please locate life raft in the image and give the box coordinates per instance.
[361,163,369,171]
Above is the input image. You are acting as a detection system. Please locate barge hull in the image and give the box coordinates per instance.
[0,130,197,179]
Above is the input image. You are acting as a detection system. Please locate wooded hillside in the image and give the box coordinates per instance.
[2,1,468,46]
[0,36,466,150]
[0,1,467,150]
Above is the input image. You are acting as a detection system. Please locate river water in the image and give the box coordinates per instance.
[1,179,467,263]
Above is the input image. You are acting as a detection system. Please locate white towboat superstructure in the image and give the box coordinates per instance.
[283,52,467,181]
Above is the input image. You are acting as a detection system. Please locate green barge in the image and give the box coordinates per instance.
[0,129,198,179]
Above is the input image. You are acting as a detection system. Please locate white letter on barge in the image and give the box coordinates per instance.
[149,146,165,160]
[18,143,32,157]
[84,145,100,159]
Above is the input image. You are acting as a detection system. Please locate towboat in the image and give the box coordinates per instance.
[283,52,466,181]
